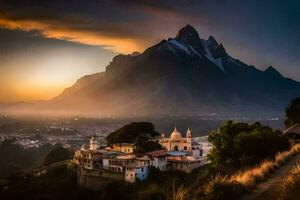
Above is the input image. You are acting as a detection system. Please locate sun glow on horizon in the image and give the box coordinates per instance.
[0,38,115,103]
[0,17,145,103]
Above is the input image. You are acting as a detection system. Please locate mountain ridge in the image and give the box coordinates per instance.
[3,25,300,117]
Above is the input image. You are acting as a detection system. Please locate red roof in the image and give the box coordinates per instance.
[146,150,167,157]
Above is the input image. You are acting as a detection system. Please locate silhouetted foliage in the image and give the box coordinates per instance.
[285,97,300,128]
[106,122,162,153]
[208,121,290,168]
[43,146,71,165]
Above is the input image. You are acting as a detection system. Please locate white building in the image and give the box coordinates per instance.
[89,135,99,150]
[105,154,136,172]
[167,156,207,173]
[159,128,192,151]
[146,150,167,171]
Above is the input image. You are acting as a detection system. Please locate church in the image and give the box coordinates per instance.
[159,128,192,151]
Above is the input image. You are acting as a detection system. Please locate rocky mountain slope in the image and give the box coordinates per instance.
[16,25,300,117]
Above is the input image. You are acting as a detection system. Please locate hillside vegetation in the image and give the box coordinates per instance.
[0,139,64,178]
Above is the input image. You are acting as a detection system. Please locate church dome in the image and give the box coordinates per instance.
[170,128,182,140]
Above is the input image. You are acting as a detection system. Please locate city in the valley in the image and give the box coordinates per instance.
[73,127,211,183]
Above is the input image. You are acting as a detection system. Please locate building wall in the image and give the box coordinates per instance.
[135,166,148,181]
[160,138,192,151]
[77,168,124,190]
[125,166,149,183]
[151,157,167,171]
[112,144,135,153]
[121,146,134,153]
[102,158,109,169]
[125,168,136,183]
[168,160,204,173]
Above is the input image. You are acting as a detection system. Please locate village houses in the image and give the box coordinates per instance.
[73,128,209,183]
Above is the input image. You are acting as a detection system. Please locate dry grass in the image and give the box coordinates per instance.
[203,174,243,200]
[275,144,300,166]
[280,162,300,200]
[203,174,230,195]
[168,180,190,200]
[230,160,275,189]
[203,144,300,198]
[282,162,300,187]
[231,144,300,190]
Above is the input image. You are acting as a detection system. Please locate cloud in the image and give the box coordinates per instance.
[0,16,143,53]
[0,0,192,53]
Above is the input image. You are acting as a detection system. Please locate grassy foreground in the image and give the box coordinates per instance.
[203,144,300,200]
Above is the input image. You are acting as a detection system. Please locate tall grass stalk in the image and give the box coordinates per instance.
[168,179,189,200]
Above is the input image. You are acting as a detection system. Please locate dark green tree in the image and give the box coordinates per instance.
[285,97,300,128]
[106,122,162,153]
[208,121,290,168]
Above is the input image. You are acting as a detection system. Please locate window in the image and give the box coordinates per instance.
[184,146,187,150]
[174,146,178,151]
[141,167,144,172]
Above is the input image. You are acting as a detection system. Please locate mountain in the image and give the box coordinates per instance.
[12,25,300,117]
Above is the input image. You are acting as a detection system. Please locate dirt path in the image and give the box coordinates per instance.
[240,153,300,200]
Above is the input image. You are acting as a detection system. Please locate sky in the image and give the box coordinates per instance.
[0,0,299,102]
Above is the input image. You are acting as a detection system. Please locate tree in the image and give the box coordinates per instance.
[208,121,290,168]
[43,146,71,165]
[285,97,300,128]
[106,122,162,153]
